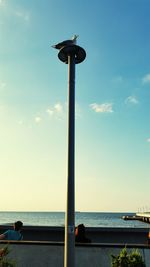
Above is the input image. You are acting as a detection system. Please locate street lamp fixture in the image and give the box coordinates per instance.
[52,36,86,267]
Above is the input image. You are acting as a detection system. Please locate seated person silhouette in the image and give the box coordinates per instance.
[75,224,91,243]
[0,221,23,241]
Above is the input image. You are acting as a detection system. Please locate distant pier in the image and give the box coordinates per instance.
[122,213,150,224]
[136,212,150,224]
[122,215,142,221]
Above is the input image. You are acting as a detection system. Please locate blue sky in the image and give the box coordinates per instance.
[0,0,150,212]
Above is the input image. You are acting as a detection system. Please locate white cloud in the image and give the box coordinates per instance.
[147,138,150,143]
[46,108,54,116]
[54,103,63,113]
[35,116,42,123]
[46,103,63,118]
[90,103,114,113]
[142,73,150,84]
[0,2,30,22]
[0,81,6,90]
[112,76,123,83]
[46,102,82,120]
[18,120,23,125]
[125,96,139,105]
[0,0,6,7]
[15,10,30,22]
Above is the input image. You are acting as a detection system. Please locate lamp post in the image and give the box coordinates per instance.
[52,37,86,267]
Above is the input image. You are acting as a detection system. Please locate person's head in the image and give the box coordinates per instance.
[75,224,85,237]
[14,221,23,231]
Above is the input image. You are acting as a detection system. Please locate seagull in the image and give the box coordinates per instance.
[52,35,79,49]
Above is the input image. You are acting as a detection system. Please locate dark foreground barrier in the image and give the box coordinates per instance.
[0,225,149,244]
[0,241,150,267]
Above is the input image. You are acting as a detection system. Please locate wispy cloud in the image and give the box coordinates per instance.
[46,103,64,118]
[18,101,82,127]
[46,108,54,116]
[0,1,30,23]
[35,116,42,123]
[90,103,114,113]
[147,138,150,143]
[54,103,63,113]
[0,0,6,7]
[18,120,23,125]
[0,81,6,90]
[15,10,30,22]
[142,73,150,84]
[112,75,123,83]
[125,96,139,105]
[46,102,82,120]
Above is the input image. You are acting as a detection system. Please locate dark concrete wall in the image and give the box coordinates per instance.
[0,225,149,244]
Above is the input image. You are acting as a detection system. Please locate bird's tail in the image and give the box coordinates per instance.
[72,34,79,44]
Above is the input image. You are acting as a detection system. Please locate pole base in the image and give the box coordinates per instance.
[58,45,86,64]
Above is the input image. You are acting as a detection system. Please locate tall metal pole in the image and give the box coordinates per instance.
[52,37,86,267]
[64,54,76,267]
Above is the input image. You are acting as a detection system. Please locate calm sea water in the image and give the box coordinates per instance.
[0,212,149,228]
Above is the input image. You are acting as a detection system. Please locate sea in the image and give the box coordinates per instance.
[0,212,149,228]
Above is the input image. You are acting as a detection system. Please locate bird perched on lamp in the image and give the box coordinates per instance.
[52,35,79,50]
